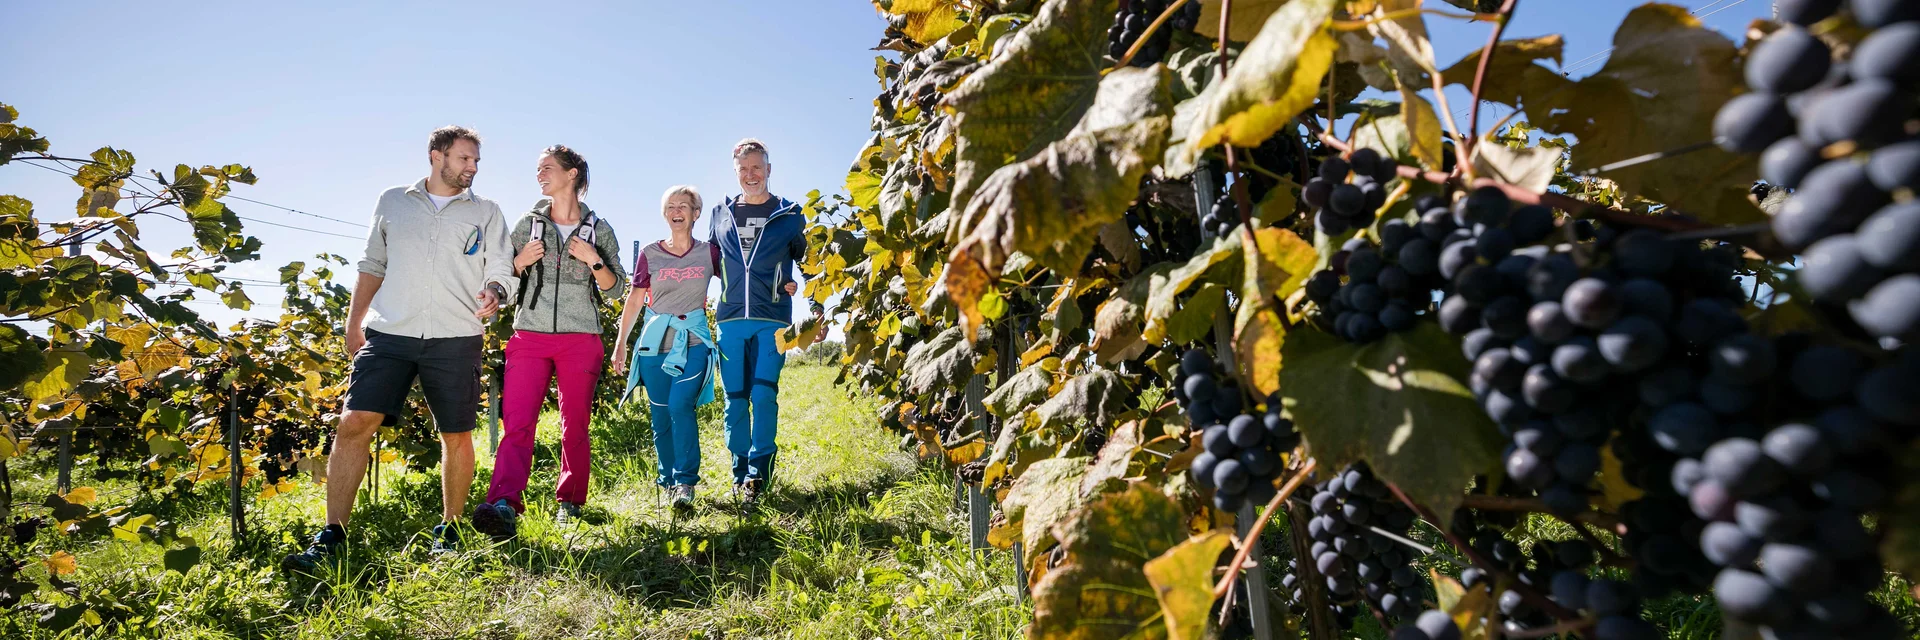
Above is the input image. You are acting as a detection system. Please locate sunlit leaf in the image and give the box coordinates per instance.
[1031,482,1188,640]
[1144,529,1233,640]
[42,551,76,576]
[1280,325,1502,525]
[1171,0,1339,171]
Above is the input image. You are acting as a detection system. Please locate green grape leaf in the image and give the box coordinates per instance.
[1170,0,1339,172]
[1397,82,1447,172]
[1521,5,1761,224]
[846,169,883,210]
[1279,324,1502,525]
[903,325,977,395]
[1001,456,1094,565]
[986,366,1052,418]
[1095,262,1176,364]
[946,0,1116,222]
[1164,283,1225,346]
[1433,35,1569,109]
[162,544,201,575]
[1031,482,1189,640]
[0,322,47,392]
[22,348,91,403]
[1143,236,1243,344]
[1143,529,1233,640]
[947,66,1174,337]
[1035,369,1129,429]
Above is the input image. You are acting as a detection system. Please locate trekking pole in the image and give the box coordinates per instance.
[488,370,502,452]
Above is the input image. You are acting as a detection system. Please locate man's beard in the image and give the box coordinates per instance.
[442,167,474,189]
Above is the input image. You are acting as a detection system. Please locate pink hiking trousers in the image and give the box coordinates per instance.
[487,330,603,512]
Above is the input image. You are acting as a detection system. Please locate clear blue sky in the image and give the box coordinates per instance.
[2,1,1770,330]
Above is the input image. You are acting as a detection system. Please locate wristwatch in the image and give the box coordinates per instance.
[591,262,605,271]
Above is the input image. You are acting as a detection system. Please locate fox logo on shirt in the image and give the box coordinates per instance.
[658,266,706,282]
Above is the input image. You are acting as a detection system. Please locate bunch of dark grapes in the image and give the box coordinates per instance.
[1302,463,1427,621]
[1202,192,1240,239]
[1302,148,1401,235]
[1645,335,1920,638]
[1106,0,1203,67]
[1239,134,1302,204]
[1305,220,1447,343]
[1431,187,1749,514]
[1712,1,1920,341]
[1179,349,1300,512]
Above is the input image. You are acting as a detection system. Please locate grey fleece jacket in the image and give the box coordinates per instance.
[509,199,628,334]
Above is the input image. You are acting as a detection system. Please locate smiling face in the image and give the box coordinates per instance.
[663,192,699,234]
[535,153,577,198]
[431,139,480,190]
[735,150,770,199]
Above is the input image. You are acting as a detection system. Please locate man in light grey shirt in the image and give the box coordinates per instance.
[284,125,516,572]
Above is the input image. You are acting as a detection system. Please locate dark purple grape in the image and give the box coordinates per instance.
[1736,495,1810,541]
[1849,273,1920,340]
[1214,458,1249,493]
[1319,156,1350,182]
[1551,336,1608,383]
[1700,521,1762,566]
[1702,438,1786,499]
[1851,21,1920,82]
[1303,178,1332,208]
[1761,137,1821,189]
[1527,301,1575,343]
[1563,278,1623,329]
[1650,403,1718,455]
[1772,160,1890,250]
[1709,333,1777,385]
[1227,413,1264,448]
[1191,452,1221,489]
[1867,139,1920,191]
[1507,205,1556,244]
[1798,234,1888,300]
[1713,92,1793,153]
[1854,360,1920,426]
[1857,201,1920,271]
[1761,423,1834,476]
[1598,316,1669,372]
[1803,79,1908,148]
[1776,0,1840,25]
[1439,293,1480,335]
[1714,569,1789,624]
[1759,543,1833,595]
[1848,0,1920,28]
[1745,26,1832,93]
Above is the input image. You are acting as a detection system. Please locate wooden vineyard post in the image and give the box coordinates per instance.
[965,368,990,551]
[228,381,246,540]
[55,428,72,495]
[1194,168,1274,639]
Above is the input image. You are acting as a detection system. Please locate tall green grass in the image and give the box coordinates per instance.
[0,365,1028,639]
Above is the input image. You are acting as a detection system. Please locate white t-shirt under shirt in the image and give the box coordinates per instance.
[425,191,458,211]
[556,223,580,239]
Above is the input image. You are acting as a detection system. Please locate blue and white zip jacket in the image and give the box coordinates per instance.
[709,195,807,325]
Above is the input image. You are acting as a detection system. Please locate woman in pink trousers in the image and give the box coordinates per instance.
[471,145,626,539]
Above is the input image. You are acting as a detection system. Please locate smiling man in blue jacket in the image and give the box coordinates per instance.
[710,138,807,507]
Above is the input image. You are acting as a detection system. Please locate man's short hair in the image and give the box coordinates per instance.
[429,126,482,154]
[732,138,770,163]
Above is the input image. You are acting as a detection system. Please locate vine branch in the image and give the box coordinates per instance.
[1467,0,1521,159]
[1210,456,1317,600]
[1383,481,1581,622]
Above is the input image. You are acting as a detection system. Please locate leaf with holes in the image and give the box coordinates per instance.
[1279,325,1501,525]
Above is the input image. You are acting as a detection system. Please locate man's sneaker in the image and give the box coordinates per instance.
[471,499,518,541]
[555,502,583,525]
[430,523,461,554]
[671,485,696,511]
[739,479,763,509]
[281,524,345,574]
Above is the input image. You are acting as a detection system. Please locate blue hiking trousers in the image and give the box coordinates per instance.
[638,342,710,487]
[716,319,786,485]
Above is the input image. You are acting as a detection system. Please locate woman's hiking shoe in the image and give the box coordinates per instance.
[671,485,696,511]
[281,524,346,574]
[555,502,583,525]
[429,522,461,554]
[737,479,763,509]
[470,499,518,541]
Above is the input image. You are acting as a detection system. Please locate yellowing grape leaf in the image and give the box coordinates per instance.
[1002,456,1094,565]
[1521,5,1760,224]
[1432,570,1495,640]
[880,0,967,45]
[22,348,90,403]
[947,66,1174,337]
[1082,421,1144,495]
[63,486,96,505]
[1172,0,1339,170]
[1279,325,1502,525]
[1032,482,1189,640]
[1144,529,1233,640]
[43,551,76,576]
[1195,0,1292,42]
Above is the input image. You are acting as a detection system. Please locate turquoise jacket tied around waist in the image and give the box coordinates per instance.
[624,307,717,405]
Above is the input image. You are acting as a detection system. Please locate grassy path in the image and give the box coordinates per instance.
[1,365,1028,639]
